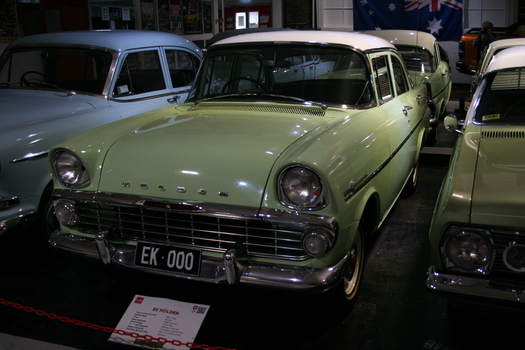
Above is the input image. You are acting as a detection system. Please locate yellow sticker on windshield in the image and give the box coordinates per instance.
[482,114,500,121]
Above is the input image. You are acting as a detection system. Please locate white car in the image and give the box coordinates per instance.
[365,30,452,145]
[471,37,525,93]
[0,30,202,236]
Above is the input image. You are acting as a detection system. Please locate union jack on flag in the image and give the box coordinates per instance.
[354,0,463,41]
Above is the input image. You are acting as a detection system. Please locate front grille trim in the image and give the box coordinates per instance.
[73,199,309,260]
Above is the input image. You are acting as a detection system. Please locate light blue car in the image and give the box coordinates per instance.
[0,30,202,236]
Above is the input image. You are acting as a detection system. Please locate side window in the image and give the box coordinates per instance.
[113,50,166,97]
[372,55,393,104]
[391,56,409,95]
[166,50,200,88]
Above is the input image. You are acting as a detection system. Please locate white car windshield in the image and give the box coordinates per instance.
[189,43,374,107]
[0,47,112,95]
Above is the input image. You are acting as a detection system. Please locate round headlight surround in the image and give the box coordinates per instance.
[442,226,494,274]
[52,150,90,188]
[302,227,335,257]
[54,200,77,226]
[278,165,326,211]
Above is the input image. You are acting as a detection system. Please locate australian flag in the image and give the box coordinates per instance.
[353,0,463,41]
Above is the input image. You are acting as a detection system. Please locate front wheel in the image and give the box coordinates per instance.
[342,226,365,300]
[323,226,365,311]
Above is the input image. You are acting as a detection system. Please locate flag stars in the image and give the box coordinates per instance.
[360,0,368,5]
[427,16,443,35]
[388,3,396,11]
[368,9,374,16]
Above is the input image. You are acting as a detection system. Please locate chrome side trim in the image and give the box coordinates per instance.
[10,150,49,163]
[425,265,525,303]
[344,109,425,201]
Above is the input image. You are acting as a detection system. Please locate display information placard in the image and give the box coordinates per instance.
[109,294,209,349]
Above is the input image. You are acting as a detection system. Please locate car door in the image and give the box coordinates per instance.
[433,42,451,110]
[371,52,421,203]
[108,47,200,118]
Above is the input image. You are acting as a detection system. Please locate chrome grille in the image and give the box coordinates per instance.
[74,202,307,260]
[490,229,525,281]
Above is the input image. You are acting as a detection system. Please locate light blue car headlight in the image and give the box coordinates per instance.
[278,166,326,210]
[52,149,90,188]
[441,226,494,275]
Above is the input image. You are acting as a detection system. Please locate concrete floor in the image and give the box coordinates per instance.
[2,92,523,350]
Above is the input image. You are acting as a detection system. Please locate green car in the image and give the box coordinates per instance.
[426,46,525,308]
[49,31,433,303]
[365,30,452,146]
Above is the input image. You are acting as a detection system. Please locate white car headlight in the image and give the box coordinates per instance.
[442,226,494,274]
[278,166,326,210]
[52,150,90,188]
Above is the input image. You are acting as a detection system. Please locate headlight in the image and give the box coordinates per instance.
[54,200,77,225]
[278,166,326,210]
[302,227,335,257]
[52,150,90,188]
[442,226,494,274]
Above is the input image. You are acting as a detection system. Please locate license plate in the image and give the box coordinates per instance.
[134,242,201,276]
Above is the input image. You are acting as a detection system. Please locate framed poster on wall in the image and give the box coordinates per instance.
[283,0,313,29]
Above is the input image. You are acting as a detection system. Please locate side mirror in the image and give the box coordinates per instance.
[444,114,462,134]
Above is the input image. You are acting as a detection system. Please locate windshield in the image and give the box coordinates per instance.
[475,68,525,124]
[188,43,374,107]
[0,47,112,95]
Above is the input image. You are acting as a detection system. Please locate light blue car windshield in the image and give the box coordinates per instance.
[188,43,374,107]
[475,68,525,124]
[0,47,112,95]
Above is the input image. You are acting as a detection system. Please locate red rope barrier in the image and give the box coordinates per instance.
[0,298,236,350]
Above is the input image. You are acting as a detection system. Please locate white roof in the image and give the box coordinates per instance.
[211,30,395,52]
[7,30,202,55]
[363,30,436,56]
[485,37,525,52]
[478,38,525,75]
[485,45,525,74]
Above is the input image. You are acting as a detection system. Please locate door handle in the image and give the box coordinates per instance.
[167,95,181,103]
[403,106,413,115]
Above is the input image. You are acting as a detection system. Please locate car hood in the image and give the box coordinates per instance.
[471,133,525,228]
[0,90,104,131]
[98,106,331,208]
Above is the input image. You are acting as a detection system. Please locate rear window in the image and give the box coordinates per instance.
[475,68,525,124]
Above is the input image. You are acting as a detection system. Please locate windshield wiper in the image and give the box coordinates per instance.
[36,81,74,95]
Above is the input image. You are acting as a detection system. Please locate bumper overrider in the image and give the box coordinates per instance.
[426,265,525,303]
[49,189,353,293]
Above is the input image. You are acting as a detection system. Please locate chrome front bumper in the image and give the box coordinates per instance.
[50,230,351,293]
[426,265,525,303]
[0,196,37,234]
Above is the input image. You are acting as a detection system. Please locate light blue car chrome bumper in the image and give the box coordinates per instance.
[426,265,525,303]
[0,196,37,234]
[49,230,351,293]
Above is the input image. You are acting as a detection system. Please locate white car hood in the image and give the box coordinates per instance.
[0,90,105,131]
